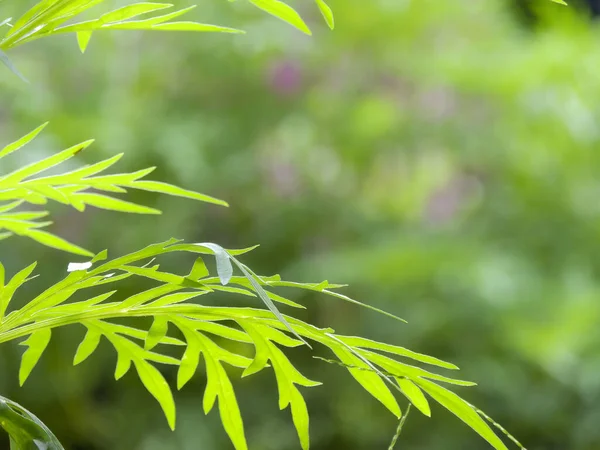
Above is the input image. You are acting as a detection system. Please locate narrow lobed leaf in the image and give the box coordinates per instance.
[19,329,52,385]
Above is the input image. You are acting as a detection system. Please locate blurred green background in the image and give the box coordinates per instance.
[2,0,600,448]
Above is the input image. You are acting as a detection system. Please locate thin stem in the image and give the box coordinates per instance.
[470,404,527,450]
[388,404,411,450]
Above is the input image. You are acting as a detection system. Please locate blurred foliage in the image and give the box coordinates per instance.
[2,0,600,449]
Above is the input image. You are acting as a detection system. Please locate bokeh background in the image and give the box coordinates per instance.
[2,0,600,448]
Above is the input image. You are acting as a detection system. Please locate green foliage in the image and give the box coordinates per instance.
[0,395,64,450]
[0,0,334,77]
[0,239,509,450]
[0,0,538,449]
[0,124,227,256]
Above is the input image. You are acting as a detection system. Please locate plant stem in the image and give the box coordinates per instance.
[388,403,411,450]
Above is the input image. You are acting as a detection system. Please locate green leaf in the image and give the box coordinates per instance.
[0,140,94,187]
[249,0,311,35]
[329,345,401,418]
[177,328,201,390]
[267,280,405,322]
[129,180,228,206]
[289,387,310,450]
[76,31,92,52]
[119,284,182,309]
[149,22,244,34]
[241,322,318,449]
[145,316,169,350]
[175,321,247,450]
[192,321,254,344]
[79,5,197,30]
[202,342,247,450]
[189,257,209,279]
[133,358,176,430]
[24,229,93,257]
[339,335,458,370]
[96,321,185,346]
[31,153,123,185]
[230,257,310,347]
[70,193,161,214]
[361,350,475,386]
[0,201,24,214]
[115,352,132,380]
[415,378,508,450]
[19,329,52,385]
[121,265,185,285]
[0,123,48,159]
[397,378,430,417]
[0,262,37,320]
[100,3,172,23]
[315,0,334,29]
[73,328,102,365]
[0,395,65,450]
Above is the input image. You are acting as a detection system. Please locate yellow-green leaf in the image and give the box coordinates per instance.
[415,378,508,450]
[19,329,52,385]
[25,229,93,257]
[76,31,92,53]
[315,0,334,29]
[0,123,48,159]
[290,387,310,450]
[134,359,176,430]
[145,316,169,350]
[330,346,400,418]
[115,352,132,380]
[0,262,37,319]
[249,0,311,35]
[397,378,430,417]
[74,329,102,365]
[70,193,161,214]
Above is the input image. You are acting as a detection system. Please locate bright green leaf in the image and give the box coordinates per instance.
[145,316,169,350]
[0,123,48,159]
[330,345,400,418]
[134,358,176,430]
[73,328,102,365]
[397,378,430,417]
[19,329,52,385]
[415,378,508,450]
[315,0,334,29]
[249,0,311,35]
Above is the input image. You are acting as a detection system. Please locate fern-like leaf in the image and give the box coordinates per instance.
[0,1,243,54]
[0,242,510,450]
[0,125,227,256]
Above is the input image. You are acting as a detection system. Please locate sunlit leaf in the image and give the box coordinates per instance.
[134,358,176,430]
[73,328,102,365]
[19,329,52,385]
[0,123,48,159]
[315,0,334,29]
[397,378,430,417]
[415,378,508,450]
[145,316,169,350]
[249,0,311,35]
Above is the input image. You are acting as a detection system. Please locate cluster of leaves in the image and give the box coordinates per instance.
[0,237,512,450]
[0,0,333,79]
[0,124,518,450]
[0,123,227,257]
[0,0,541,449]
